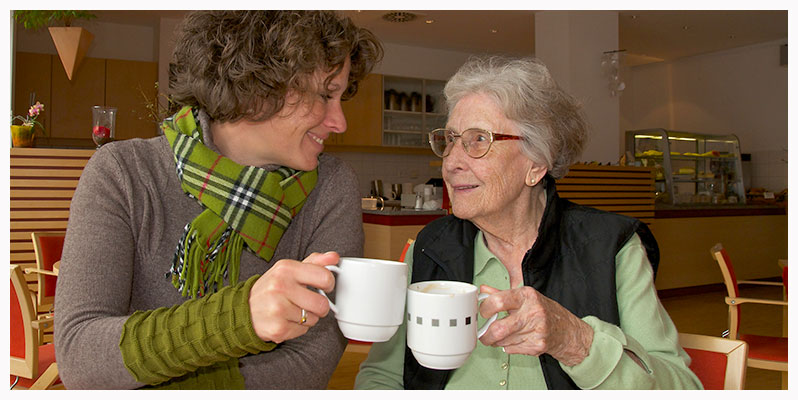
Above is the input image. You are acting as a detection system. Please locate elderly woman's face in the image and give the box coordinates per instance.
[442,93,538,222]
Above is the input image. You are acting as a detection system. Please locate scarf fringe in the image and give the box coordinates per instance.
[168,222,242,299]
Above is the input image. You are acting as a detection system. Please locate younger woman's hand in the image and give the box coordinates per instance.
[248,251,339,343]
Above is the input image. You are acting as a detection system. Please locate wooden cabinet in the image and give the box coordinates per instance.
[13,52,53,140]
[333,73,382,147]
[327,73,437,155]
[106,59,159,141]
[13,51,158,148]
[50,57,106,143]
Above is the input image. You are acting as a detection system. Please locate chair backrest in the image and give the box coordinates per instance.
[399,239,415,263]
[11,265,38,380]
[711,243,739,298]
[679,332,748,390]
[711,243,743,338]
[31,232,65,305]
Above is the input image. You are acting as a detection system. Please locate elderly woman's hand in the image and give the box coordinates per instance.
[248,252,338,343]
[477,285,594,366]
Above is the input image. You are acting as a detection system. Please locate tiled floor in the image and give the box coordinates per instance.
[327,284,788,390]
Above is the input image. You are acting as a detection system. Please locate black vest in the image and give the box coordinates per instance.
[403,175,659,390]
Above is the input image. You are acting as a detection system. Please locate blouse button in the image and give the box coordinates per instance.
[499,379,507,386]
[501,362,508,370]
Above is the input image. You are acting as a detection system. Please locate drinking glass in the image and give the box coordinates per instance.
[92,106,117,148]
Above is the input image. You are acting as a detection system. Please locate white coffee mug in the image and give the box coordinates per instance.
[406,280,498,370]
[318,257,408,342]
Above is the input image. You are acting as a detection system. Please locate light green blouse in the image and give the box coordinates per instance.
[354,231,702,390]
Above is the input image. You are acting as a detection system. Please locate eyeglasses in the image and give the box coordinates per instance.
[428,128,522,159]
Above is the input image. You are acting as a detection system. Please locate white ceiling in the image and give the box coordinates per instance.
[92,10,787,66]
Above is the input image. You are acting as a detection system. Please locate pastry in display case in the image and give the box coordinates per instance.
[626,129,746,206]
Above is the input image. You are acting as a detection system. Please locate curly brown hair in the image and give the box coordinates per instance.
[168,10,383,122]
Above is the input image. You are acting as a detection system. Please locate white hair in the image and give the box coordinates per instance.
[443,55,588,179]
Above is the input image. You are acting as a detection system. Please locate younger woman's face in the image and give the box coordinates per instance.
[213,59,351,170]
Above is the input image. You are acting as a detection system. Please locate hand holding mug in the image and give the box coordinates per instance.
[477,285,594,366]
[248,252,338,343]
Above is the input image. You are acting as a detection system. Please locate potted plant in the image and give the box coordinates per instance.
[14,11,97,80]
[11,99,45,147]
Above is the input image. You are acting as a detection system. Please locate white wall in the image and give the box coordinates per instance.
[623,40,788,191]
[535,11,620,165]
[373,42,474,81]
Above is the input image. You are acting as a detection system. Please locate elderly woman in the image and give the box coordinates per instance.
[54,11,382,389]
[355,56,701,389]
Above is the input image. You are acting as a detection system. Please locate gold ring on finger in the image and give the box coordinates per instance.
[299,308,308,325]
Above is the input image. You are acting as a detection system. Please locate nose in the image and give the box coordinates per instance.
[442,136,469,173]
[324,100,347,134]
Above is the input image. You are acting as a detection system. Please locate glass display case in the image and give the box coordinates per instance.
[382,76,447,148]
[626,129,746,206]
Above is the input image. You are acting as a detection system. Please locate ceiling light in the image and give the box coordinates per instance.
[382,11,417,23]
[683,25,690,30]
[425,19,434,24]
[490,29,498,33]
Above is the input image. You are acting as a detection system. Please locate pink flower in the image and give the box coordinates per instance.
[28,102,44,118]
[13,101,45,129]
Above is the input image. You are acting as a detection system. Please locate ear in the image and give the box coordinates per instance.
[525,164,548,187]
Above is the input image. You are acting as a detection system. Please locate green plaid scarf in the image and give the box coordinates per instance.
[162,106,318,298]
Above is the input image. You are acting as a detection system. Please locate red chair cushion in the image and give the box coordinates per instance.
[38,235,65,298]
[10,281,26,358]
[684,347,728,390]
[741,334,788,362]
[9,343,60,388]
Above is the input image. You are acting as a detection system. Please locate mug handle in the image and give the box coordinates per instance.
[476,293,498,339]
[317,265,341,314]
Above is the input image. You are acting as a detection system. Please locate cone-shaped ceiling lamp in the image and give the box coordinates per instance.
[48,27,94,80]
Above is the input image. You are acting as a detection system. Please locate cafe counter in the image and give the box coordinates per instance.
[362,209,447,260]
[651,203,787,290]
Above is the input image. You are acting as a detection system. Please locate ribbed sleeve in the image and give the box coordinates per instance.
[119,275,276,387]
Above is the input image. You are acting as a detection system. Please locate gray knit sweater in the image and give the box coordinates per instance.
[53,125,364,389]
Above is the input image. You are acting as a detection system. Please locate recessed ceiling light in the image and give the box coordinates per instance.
[490,29,498,33]
[631,15,638,19]
[425,19,434,24]
[382,11,417,23]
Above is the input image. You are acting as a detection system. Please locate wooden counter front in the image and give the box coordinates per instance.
[651,213,787,290]
[361,210,446,260]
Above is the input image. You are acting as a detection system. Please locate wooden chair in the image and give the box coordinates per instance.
[399,238,415,263]
[710,243,788,388]
[679,333,748,389]
[28,232,64,312]
[28,232,64,344]
[11,265,61,390]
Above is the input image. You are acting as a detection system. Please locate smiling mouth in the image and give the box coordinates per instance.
[307,132,325,145]
[453,184,479,190]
